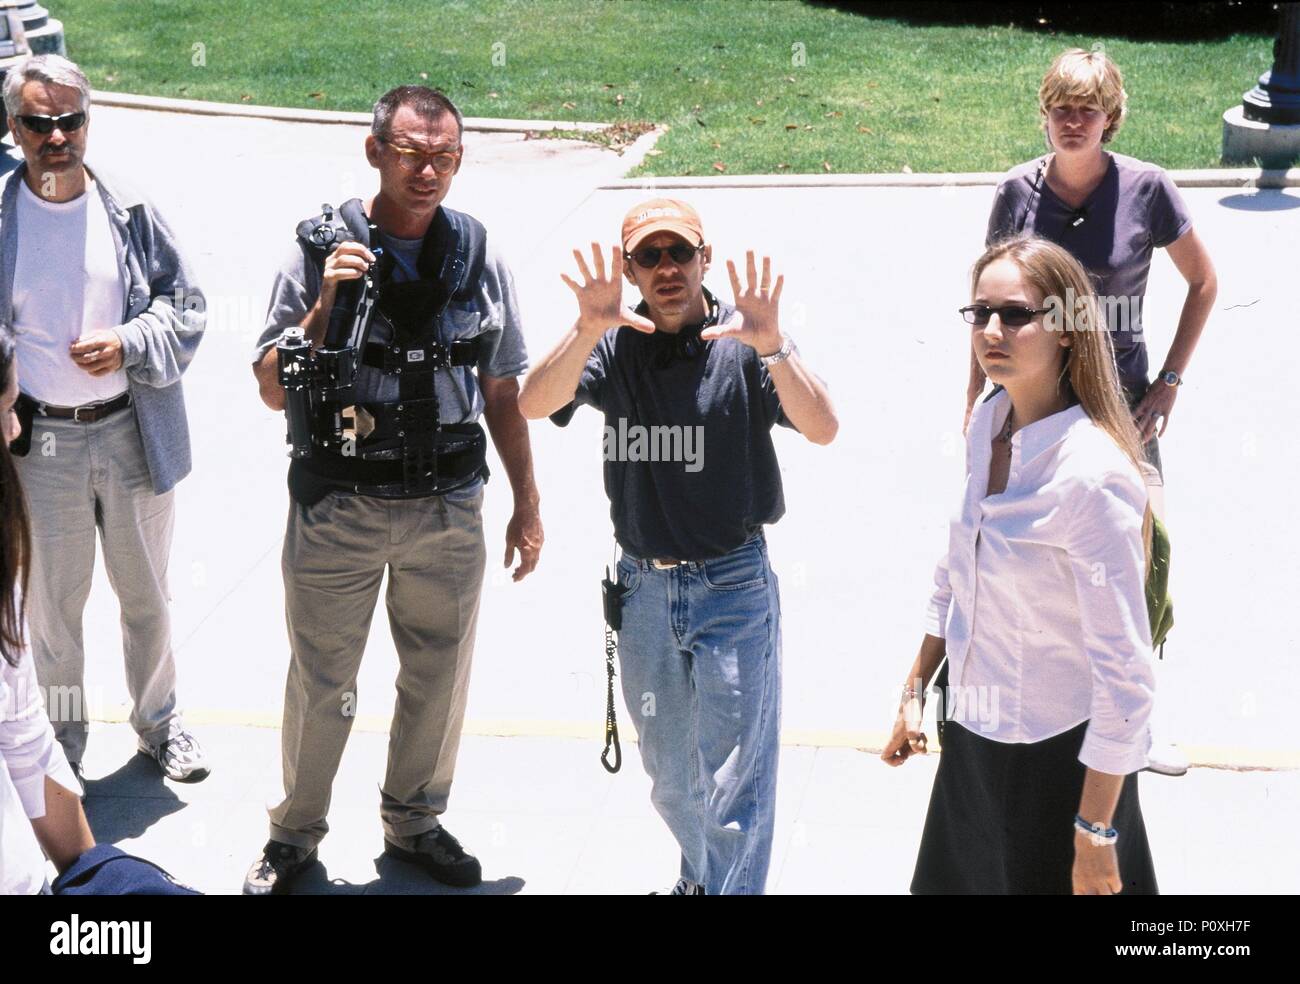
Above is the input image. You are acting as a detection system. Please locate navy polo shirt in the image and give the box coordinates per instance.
[551,288,796,560]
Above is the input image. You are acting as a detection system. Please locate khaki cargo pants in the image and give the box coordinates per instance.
[269,487,486,850]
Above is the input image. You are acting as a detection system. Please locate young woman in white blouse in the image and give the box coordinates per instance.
[0,332,95,894]
[883,236,1158,895]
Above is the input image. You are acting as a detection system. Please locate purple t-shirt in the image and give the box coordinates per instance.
[985,152,1193,386]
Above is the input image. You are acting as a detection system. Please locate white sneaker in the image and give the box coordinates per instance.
[138,730,211,783]
[1145,742,1190,777]
[651,878,704,895]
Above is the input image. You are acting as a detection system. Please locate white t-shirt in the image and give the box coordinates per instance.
[12,176,128,406]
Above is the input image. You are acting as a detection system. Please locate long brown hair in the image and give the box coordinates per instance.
[0,332,30,667]
[972,236,1153,562]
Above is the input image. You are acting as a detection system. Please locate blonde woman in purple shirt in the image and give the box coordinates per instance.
[973,48,1217,473]
[975,48,1216,777]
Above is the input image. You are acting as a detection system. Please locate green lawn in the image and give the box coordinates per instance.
[54,0,1273,174]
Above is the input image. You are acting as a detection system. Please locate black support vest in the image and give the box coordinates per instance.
[287,200,491,505]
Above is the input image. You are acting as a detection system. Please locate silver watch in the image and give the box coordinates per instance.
[760,335,795,367]
[1159,369,1182,387]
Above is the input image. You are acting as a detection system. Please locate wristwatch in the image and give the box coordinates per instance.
[760,335,795,367]
[1074,815,1119,847]
[1159,369,1183,387]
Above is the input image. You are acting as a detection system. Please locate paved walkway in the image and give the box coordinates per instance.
[79,721,1299,894]
[19,103,1300,893]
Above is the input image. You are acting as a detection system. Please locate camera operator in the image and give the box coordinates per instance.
[248,86,542,895]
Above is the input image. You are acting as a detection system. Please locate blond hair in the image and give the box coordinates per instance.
[1039,48,1128,144]
[972,235,1152,562]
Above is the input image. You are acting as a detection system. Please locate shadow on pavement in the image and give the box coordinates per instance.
[1217,191,1300,212]
[82,756,188,842]
[282,854,524,895]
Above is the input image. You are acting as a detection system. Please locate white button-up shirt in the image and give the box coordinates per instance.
[925,389,1155,775]
[1,648,80,895]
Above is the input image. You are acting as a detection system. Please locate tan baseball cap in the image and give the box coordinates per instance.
[621,198,705,253]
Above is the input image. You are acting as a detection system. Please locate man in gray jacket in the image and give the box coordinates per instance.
[1,55,208,791]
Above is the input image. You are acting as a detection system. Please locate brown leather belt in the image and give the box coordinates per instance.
[650,558,690,570]
[23,392,132,423]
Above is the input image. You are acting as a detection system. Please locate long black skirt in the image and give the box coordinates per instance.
[911,720,1159,895]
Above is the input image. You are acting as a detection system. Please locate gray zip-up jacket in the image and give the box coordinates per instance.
[0,163,205,494]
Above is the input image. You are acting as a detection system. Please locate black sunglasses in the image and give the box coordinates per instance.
[625,242,704,269]
[959,304,1052,327]
[17,112,88,134]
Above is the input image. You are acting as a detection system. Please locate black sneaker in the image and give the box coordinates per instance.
[651,878,705,895]
[242,840,317,896]
[383,826,482,888]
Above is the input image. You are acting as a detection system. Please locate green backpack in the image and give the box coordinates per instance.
[1146,515,1174,654]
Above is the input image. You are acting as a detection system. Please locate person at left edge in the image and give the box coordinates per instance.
[0,330,96,895]
[247,86,543,895]
[1,55,209,790]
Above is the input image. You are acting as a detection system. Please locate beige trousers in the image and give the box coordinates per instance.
[15,409,181,766]
[269,487,486,849]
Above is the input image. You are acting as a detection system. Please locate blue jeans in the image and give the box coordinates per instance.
[615,533,782,895]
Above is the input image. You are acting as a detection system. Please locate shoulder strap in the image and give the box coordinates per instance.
[434,205,488,301]
[1016,156,1050,235]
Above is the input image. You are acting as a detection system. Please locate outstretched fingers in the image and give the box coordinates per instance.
[625,309,658,334]
[726,258,743,298]
[572,247,593,284]
[700,313,745,341]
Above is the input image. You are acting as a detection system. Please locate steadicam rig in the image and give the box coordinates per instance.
[276,224,383,459]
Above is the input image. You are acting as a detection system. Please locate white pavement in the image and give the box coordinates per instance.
[78,721,1299,895]
[19,104,1300,893]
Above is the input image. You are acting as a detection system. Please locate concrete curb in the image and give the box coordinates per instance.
[614,126,667,171]
[600,166,1300,191]
[90,706,1300,772]
[90,89,607,134]
[88,91,1296,188]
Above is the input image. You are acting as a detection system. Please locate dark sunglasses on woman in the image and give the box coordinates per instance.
[17,111,87,134]
[625,242,705,269]
[959,303,1052,327]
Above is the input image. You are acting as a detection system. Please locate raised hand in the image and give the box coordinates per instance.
[560,243,656,337]
[319,240,375,311]
[701,250,784,354]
